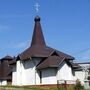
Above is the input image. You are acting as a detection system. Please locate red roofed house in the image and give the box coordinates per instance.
[11,16,77,87]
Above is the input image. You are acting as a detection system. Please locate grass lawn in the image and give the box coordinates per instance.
[0,86,90,90]
[0,86,58,90]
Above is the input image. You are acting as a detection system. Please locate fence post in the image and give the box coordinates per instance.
[64,80,67,90]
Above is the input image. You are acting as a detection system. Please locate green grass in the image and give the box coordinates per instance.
[0,86,90,90]
[0,86,58,90]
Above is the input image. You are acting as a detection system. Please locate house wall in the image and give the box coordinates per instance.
[22,58,42,85]
[41,68,57,84]
[12,64,17,85]
[75,70,85,85]
[36,70,41,85]
[0,80,7,85]
[12,58,42,85]
[57,61,75,82]
[12,58,76,86]
[22,59,35,85]
[75,63,90,86]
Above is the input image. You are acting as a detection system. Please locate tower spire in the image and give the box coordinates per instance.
[31,16,46,47]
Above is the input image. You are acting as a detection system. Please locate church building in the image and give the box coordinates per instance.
[11,16,77,87]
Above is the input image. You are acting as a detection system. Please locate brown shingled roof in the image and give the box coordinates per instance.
[37,55,65,69]
[31,16,46,47]
[18,16,54,60]
[19,46,54,60]
[1,55,13,60]
[18,16,74,61]
[55,50,74,60]
[0,55,13,80]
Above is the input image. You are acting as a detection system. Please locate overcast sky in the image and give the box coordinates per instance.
[0,0,90,62]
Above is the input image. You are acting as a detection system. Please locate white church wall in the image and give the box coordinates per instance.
[16,60,23,85]
[41,68,57,84]
[0,81,1,85]
[12,64,17,85]
[1,80,7,85]
[12,58,42,86]
[0,80,7,85]
[22,59,35,85]
[22,58,42,85]
[36,70,40,85]
[57,61,75,81]
[12,57,76,86]
[75,71,85,85]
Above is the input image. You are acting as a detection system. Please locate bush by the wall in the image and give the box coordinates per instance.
[74,79,84,90]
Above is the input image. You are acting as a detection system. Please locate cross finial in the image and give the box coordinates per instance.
[34,2,40,14]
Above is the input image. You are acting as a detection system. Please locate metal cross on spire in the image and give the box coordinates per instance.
[34,0,40,14]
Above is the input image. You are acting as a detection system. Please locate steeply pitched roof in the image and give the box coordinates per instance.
[19,46,54,60]
[18,16,74,62]
[31,16,46,47]
[37,55,65,69]
[19,16,53,60]
[55,50,74,60]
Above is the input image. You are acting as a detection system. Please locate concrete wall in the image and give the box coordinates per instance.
[22,58,42,85]
[41,68,57,84]
[12,58,42,85]
[12,58,76,86]
[12,64,17,85]
[0,80,7,85]
[75,71,85,85]
[57,61,75,81]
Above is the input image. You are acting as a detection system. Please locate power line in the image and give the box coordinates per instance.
[72,48,90,56]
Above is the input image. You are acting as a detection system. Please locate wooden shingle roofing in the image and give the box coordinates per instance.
[0,55,13,80]
[15,16,75,70]
[1,55,13,60]
[37,55,65,69]
[18,16,74,61]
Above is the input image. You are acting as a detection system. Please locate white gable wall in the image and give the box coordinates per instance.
[12,58,76,85]
[41,68,57,84]
[75,71,85,85]
[22,59,36,85]
[12,58,42,85]
[57,61,75,81]
[22,58,42,85]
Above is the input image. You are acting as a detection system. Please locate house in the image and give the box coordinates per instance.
[75,62,90,89]
[0,55,13,85]
[11,16,77,87]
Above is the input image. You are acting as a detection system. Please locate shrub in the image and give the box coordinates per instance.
[87,76,90,80]
[74,79,84,90]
